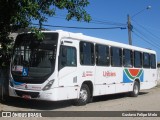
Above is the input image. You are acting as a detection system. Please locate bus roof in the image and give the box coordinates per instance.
[41,30,156,54]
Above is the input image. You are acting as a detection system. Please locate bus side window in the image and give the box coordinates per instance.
[134,51,142,68]
[59,45,77,70]
[96,44,110,66]
[123,49,133,67]
[80,41,95,65]
[111,47,122,67]
[150,54,156,69]
[143,53,150,68]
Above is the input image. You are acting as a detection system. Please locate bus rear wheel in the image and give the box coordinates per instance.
[74,84,91,106]
[130,81,140,97]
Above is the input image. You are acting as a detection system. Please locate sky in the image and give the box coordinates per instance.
[41,0,160,61]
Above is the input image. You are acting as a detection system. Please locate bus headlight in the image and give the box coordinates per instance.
[42,80,54,91]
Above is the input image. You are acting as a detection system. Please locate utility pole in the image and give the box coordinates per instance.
[127,6,151,45]
[127,14,132,45]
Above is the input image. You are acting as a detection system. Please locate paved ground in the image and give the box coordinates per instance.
[0,85,160,120]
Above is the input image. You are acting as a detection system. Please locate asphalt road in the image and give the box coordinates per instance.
[0,85,160,120]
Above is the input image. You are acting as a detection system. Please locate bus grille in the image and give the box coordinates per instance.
[15,90,39,98]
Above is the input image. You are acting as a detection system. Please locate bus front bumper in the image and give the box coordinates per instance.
[9,85,79,101]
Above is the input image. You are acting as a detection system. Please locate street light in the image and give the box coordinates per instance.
[127,6,151,45]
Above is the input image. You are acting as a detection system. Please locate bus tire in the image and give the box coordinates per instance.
[74,84,91,106]
[130,81,140,97]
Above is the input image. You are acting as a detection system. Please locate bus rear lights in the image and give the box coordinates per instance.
[42,80,54,91]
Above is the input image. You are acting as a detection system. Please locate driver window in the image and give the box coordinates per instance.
[59,46,77,70]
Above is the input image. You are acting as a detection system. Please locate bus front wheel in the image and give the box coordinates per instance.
[74,84,91,106]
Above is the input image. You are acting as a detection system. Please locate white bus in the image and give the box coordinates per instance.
[9,30,157,105]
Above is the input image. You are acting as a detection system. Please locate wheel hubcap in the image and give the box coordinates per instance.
[79,89,88,102]
[134,85,139,94]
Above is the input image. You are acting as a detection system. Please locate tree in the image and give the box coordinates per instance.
[0,0,91,42]
[0,0,91,67]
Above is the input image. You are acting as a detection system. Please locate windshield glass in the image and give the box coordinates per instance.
[11,33,58,83]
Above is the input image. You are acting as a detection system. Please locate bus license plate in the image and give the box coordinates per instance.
[22,95,31,99]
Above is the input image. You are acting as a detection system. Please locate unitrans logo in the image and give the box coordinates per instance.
[103,71,116,77]
[123,69,144,83]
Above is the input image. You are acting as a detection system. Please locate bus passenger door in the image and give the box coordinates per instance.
[57,40,79,100]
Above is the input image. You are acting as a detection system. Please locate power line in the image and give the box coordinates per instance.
[133,31,160,49]
[52,15,126,26]
[132,19,160,41]
[133,26,160,45]
[132,30,160,50]
[91,19,126,26]
[32,23,126,30]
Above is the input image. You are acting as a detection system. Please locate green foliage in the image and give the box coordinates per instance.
[30,27,45,41]
[0,0,91,31]
[0,0,91,67]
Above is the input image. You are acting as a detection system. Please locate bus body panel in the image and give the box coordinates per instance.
[8,30,158,101]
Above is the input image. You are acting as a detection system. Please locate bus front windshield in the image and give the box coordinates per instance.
[11,33,58,83]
